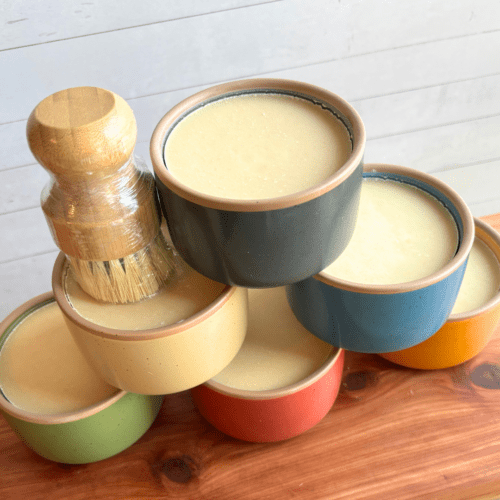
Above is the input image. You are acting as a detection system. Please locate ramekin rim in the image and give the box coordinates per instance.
[201,346,343,400]
[314,163,475,294]
[0,292,127,425]
[52,253,237,341]
[445,217,500,321]
[150,78,366,212]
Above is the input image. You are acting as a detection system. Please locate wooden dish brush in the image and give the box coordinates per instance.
[27,86,175,304]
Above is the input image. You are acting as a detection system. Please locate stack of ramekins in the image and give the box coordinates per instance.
[1,79,499,464]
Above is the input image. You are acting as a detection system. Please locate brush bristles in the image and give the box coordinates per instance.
[68,232,175,304]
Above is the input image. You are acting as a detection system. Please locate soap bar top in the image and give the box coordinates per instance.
[322,178,459,285]
[212,287,332,391]
[164,92,352,200]
[0,301,118,415]
[451,237,500,314]
[65,264,226,331]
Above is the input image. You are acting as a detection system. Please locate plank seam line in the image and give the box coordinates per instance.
[3,124,500,175]
[126,64,500,104]
[0,205,40,217]
[348,71,500,103]
[0,249,58,266]
[469,196,500,206]
[338,27,500,60]
[0,117,26,126]
[0,0,283,53]
[366,111,500,141]
[2,65,500,128]
[119,27,500,102]
[0,162,37,173]
[428,156,500,174]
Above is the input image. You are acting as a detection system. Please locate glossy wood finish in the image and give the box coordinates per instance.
[1,213,499,500]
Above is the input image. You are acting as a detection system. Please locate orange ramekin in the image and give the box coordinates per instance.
[380,218,500,369]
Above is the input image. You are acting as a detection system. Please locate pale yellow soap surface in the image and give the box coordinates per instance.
[323,178,459,285]
[0,301,118,414]
[65,264,225,330]
[451,237,500,314]
[164,93,352,200]
[212,287,332,391]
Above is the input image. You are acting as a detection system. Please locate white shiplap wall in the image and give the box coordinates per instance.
[1,0,499,317]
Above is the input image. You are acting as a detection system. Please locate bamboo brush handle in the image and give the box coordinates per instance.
[27,87,160,261]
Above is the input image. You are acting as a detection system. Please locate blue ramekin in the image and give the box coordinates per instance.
[286,163,475,353]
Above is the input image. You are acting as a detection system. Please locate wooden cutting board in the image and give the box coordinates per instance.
[1,214,500,500]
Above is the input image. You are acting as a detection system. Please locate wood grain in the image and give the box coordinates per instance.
[1,214,500,500]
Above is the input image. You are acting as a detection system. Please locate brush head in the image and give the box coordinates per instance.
[68,231,176,304]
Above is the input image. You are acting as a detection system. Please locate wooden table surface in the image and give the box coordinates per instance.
[1,213,500,500]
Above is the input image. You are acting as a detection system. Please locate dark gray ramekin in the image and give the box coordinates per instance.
[150,79,365,287]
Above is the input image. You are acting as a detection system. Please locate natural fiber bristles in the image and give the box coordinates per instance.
[68,232,175,304]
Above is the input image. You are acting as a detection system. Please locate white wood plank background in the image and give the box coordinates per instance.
[1,0,499,317]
